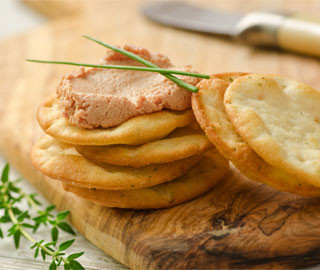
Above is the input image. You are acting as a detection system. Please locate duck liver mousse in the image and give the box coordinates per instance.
[57,45,200,129]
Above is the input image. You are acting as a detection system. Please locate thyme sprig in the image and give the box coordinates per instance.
[0,164,85,270]
[83,35,200,92]
[26,59,210,79]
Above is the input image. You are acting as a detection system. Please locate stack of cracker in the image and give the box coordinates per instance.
[192,72,320,197]
[31,97,229,209]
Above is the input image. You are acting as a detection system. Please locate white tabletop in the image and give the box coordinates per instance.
[0,1,127,269]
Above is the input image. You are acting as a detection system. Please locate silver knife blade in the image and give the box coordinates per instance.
[142,1,243,36]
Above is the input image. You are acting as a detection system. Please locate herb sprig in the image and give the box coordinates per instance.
[27,35,209,93]
[0,164,85,270]
[26,59,209,79]
[83,35,200,92]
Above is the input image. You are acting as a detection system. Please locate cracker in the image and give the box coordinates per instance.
[75,126,212,167]
[31,136,202,190]
[224,74,320,188]
[192,73,320,196]
[37,97,195,145]
[62,150,229,209]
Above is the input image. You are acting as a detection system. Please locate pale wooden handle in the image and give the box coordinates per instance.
[277,16,320,57]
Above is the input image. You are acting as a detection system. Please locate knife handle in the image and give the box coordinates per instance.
[277,16,320,57]
[235,12,320,57]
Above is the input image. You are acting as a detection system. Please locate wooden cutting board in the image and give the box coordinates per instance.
[2,0,320,269]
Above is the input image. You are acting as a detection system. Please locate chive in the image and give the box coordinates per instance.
[26,59,210,79]
[82,35,200,93]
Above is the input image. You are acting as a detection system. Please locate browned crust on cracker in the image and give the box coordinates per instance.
[62,150,229,209]
[31,136,202,190]
[224,74,320,188]
[191,73,320,197]
[37,97,196,146]
[75,127,212,167]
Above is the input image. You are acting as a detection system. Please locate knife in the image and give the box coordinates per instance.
[142,1,320,57]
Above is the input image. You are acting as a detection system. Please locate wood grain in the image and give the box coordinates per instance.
[22,0,81,19]
[1,0,320,269]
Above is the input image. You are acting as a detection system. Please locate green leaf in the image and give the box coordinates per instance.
[56,257,62,266]
[41,248,46,261]
[58,222,75,235]
[18,210,29,222]
[69,260,85,270]
[46,246,55,252]
[57,210,70,221]
[64,263,71,270]
[8,183,20,193]
[8,224,19,236]
[12,195,24,204]
[49,260,57,270]
[13,231,21,249]
[59,239,75,251]
[44,241,56,247]
[0,227,3,238]
[1,164,9,183]
[12,207,22,215]
[30,193,42,206]
[0,215,11,223]
[33,215,48,224]
[67,252,84,261]
[46,205,56,212]
[22,223,34,229]
[8,186,20,193]
[51,226,58,242]
[31,242,38,249]
[48,220,56,226]
[33,223,40,233]
[34,246,40,258]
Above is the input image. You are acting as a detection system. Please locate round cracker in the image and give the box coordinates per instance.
[224,74,320,188]
[192,73,320,197]
[62,150,229,209]
[31,136,202,190]
[37,97,195,146]
[75,126,212,167]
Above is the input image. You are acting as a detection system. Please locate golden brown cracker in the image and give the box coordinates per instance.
[75,126,212,167]
[31,136,202,190]
[37,97,195,146]
[224,74,320,187]
[62,150,229,209]
[192,73,320,197]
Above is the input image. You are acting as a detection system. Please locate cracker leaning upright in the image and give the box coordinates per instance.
[192,73,320,197]
[224,74,320,188]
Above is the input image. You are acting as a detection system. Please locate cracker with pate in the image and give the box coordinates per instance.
[37,97,196,146]
[58,45,200,129]
[192,73,320,197]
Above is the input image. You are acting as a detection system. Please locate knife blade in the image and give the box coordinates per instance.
[142,1,242,36]
[142,1,320,57]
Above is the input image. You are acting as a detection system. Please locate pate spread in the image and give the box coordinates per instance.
[57,45,201,129]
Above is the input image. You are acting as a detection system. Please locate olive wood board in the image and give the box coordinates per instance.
[2,0,320,269]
